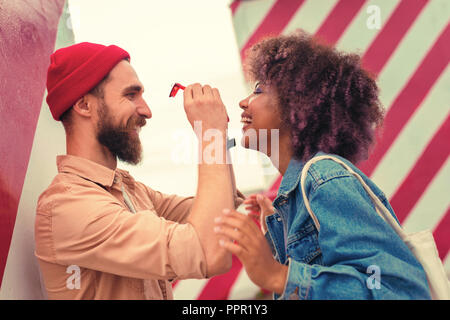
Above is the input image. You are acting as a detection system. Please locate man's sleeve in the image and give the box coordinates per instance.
[139,182,246,223]
[141,184,194,223]
[36,182,208,281]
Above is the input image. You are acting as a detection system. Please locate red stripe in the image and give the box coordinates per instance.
[359,23,450,176]
[362,0,429,76]
[0,180,20,287]
[263,176,282,201]
[314,0,367,45]
[269,175,282,193]
[390,114,450,223]
[433,208,450,260]
[197,255,243,299]
[240,0,307,61]
[230,0,241,16]
[0,2,64,287]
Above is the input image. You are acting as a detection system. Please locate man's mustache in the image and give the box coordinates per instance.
[127,116,146,129]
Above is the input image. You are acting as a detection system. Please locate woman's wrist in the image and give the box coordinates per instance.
[268,262,288,295]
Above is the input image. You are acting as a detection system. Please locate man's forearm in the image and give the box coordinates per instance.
[227,148,240,208]
[187,133,234,276]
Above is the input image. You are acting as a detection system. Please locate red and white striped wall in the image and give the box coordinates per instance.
[173,0,450,299]
[0,0,448,300]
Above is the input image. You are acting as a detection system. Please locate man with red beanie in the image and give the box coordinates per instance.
[35,42,241,299]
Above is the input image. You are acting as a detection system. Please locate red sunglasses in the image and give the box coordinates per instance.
[169,83,185,97]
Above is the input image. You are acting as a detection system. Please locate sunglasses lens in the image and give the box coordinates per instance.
[169,84,180,97]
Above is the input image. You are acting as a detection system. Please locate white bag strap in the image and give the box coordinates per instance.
[300,155,406,239]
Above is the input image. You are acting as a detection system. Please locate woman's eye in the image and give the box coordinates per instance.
[253,87,262,94]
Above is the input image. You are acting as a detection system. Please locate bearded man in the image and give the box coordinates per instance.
[35,42,241,299]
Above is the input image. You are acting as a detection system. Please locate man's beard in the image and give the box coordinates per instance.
[96,100,146,165]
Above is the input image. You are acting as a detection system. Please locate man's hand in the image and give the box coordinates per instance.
[183,83,228,132]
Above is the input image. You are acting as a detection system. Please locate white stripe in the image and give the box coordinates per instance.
[282,0,338,35]
[172,278,209,300]
[232,0,277,49]
[376,0,450,111]
[336,0,400,53]
[227,268,262,300]
[371,66,450,199]
[402,157,450,234]
[443,254,450,278]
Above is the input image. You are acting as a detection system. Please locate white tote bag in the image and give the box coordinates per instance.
[300,155,450,300]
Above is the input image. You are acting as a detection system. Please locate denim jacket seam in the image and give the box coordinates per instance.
[309,173,355,196]
[264,228,278,259]
[300,263,312,300]
[311,172,389,213]
[266,216,284,262]
[286,222,316,245]
[308,160,388,201]
[308,165,352,186]
[276,259,291,300]
[282,258,312,300]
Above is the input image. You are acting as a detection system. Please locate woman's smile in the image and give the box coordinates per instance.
[240,112,253,131]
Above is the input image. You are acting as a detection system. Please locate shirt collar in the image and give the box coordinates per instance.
[276,151,326,198]
[56,154,130,187]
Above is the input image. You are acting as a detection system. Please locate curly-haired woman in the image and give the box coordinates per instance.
[214,31,431,299]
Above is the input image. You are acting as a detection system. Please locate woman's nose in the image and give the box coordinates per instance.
[239,96,250,109]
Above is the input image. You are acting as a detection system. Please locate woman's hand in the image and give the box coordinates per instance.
[243,194,275,234]
[214,209,288,294]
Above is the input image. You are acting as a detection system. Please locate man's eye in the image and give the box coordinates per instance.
[126,92,136,99]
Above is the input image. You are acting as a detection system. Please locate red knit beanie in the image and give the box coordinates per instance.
[46,42,130,121]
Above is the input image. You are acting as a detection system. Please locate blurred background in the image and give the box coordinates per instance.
[0,0,448,299]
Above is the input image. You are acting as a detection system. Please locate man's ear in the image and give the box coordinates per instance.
[72,96,93,118]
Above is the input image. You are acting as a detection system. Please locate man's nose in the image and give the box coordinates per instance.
[137,98,152,119]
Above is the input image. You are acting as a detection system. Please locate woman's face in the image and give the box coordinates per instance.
[239,82,284,157]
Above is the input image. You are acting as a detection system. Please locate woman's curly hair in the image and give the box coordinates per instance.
[244,30,385,164]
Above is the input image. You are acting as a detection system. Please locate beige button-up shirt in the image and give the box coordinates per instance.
[35,155,209,299]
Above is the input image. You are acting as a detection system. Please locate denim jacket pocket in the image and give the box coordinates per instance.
[286,222,322,265]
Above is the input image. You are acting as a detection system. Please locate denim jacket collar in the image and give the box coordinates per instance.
[275,151,326,201]
[276,158,304,198]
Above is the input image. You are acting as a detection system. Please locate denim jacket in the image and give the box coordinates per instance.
[266,152,431,300]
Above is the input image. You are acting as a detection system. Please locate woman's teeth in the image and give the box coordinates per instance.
[241,117,252,124]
